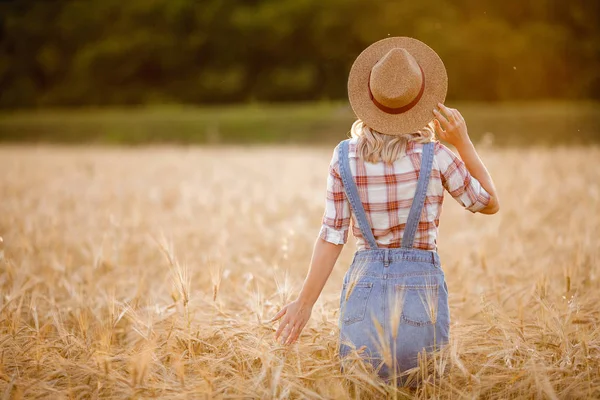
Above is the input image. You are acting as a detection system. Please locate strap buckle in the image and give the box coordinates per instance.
[383,248,390,267]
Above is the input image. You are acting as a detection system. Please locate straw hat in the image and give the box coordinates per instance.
[348,37,447,135]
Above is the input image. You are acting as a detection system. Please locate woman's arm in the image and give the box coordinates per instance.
[297,237,344,306]
[433,103,500,214]
[453,140,499,214]
[270,237,344,345]
[270,142,350,345]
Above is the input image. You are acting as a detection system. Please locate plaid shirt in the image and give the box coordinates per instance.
[319,138,491,251]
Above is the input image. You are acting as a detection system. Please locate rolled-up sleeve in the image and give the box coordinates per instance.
[436,142,491,213]
[318,144,351,244]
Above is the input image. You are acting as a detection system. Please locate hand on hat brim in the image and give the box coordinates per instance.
[433,104,470,147]
[435,103,454,123]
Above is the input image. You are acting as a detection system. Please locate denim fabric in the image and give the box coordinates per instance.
[338,248,450,384]
[337,139,450,386]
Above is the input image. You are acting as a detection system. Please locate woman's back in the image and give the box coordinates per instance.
[270,36,499,388]
[333,138,449,386]
[319,137,491,251]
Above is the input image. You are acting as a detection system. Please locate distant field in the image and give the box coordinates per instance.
[0,145,599,398]
[0,101,599,146]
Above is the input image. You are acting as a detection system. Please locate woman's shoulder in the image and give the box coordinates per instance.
[431,140,459,160]
[407,140,456,173]
[430,140,463,174]
[333,137,359,158]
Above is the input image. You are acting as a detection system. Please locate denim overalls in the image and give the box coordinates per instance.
[337,139,450,385]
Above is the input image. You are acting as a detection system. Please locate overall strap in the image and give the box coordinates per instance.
[401,141,435,249]
[338,139,379,250]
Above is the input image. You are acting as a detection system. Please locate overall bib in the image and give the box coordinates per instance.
[337,139,450,385]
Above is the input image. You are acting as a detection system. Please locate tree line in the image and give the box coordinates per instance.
[0,0,598,108]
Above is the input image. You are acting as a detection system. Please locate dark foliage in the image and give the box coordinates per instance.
[0,0,599,108]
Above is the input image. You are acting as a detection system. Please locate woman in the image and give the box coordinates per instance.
[269,37,499,385]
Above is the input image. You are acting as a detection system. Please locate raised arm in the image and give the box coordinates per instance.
[433,103,500,214]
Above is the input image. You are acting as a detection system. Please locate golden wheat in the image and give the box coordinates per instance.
[0,144,599,399]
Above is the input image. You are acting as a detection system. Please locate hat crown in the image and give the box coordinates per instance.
[369,48,423,109]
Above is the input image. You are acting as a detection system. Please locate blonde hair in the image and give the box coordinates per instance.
[350,119,436,164]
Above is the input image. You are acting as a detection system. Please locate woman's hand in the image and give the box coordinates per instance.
[432,103,471,148]
[433,102,500,214]
[268,238,342,345]
[269,299,312,345]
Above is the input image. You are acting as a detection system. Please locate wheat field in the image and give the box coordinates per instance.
[0,144,599,399]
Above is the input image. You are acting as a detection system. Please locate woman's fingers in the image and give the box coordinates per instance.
[435,104,466,134]
[432,108,448,123]
[283,324,298,345]
[437,103,455,121]
[281,320,301,345]
[441,103,465,125]
[269,306,287,323]
[433,116,446,138]
[432,109,450,132]
[451,108,463,122]
[434,105,470,147]
[284,321,300,344]
[274,315,289,340]
[286,320,307,344]
[279,323,292,343]
[271,300,311,345]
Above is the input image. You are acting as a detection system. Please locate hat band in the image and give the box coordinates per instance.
[368,64,425,115]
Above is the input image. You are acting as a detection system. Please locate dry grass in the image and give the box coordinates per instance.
[0,144,599,399]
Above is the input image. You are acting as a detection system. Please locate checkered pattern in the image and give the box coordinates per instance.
[319,138,491,250]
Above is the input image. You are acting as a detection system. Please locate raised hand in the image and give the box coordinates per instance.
[432,103,471,148]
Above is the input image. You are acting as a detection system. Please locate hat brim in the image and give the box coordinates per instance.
[348,37,447,135]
